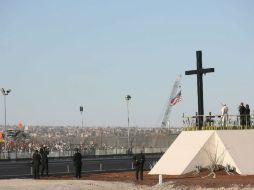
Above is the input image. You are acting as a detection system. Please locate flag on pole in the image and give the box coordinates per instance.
[170,90,182,106]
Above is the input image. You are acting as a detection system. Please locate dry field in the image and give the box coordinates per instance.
[1,170,254,190]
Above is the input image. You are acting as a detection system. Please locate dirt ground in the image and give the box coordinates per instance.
[45,170,254,189]
[1,170,254,190]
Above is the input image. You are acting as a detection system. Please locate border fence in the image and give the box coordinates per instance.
[0,127,179,160]
[0,153,162,178]
[0,146,168,160]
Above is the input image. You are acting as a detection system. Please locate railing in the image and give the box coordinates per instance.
[182,114,254,130]
[0,153,162,178]
[0,147,168,160]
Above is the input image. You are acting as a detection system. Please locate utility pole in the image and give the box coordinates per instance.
[1,88,11,153]
[125,95,131,151]
[80,106,83,128]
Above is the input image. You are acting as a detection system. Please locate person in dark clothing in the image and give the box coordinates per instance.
[133,154,140,180]
[40,146,49,176]
[133,151,146,180]
[73,148,82,179]
[239,102,246,126]
[246,104,251,127]
[139,151,146,180]
[32,149,41,179]
[194,112,199,127]
[206,112,215,126]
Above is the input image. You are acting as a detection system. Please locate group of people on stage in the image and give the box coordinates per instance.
[197,102,252,127]
[238,102,251,126]
[219,102,251,127]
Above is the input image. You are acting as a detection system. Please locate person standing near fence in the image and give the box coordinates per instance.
[73,148,82,179]
[221,104,228,127]
[206,112,215,126]
[246,104,251,127]
[40,145,49,177]
[133,153,139,180]
[133,151,146,180]
[32,149,41,179]
[139,151,146,180]
[239,102,246,126]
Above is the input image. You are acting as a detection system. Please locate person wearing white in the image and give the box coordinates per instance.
[221,104,229,127]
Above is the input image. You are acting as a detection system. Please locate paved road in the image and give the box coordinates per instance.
[0,155,161,178]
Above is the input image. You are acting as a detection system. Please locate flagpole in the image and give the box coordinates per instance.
[167,120,170,132]
[161,75,182,129]
[168,119,171,146]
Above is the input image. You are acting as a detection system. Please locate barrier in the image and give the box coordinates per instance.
[0,147,169,160]
[182,114,254,130]
[0,154,161,178]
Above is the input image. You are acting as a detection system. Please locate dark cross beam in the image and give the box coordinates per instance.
[185,51,214,130]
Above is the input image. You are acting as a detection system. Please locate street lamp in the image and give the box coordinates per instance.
[1,88,11,152]
[125,95,131,150]
[80,106,84,128]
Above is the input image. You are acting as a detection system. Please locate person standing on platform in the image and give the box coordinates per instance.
[73,148,82,179]
[206,112,215,126]
[246,104,251,127]
[32,149,41,179]
[221,104,229,127]
[192,112,199,128]
[239,102,246,126]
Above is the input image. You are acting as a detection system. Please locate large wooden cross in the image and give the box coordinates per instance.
[185,51,214,130]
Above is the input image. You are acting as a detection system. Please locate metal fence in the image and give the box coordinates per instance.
[0,154,161,178]
[0,146,168,160]
[0,128,178,161]
[183,114,254,130]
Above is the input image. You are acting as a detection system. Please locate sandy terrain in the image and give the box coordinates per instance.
[1,171,254,190]
[0,179,148,190]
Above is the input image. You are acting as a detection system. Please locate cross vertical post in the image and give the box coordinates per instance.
[185,51,214,130]
[197,51,204,129]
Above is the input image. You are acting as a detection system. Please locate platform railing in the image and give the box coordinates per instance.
[182,114,254,130]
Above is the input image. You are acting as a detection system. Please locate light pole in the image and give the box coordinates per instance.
[80,106,84,128]
[1,88,11,152]
[125,95,131,151]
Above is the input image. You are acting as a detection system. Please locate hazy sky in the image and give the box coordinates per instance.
[0,0,254,127]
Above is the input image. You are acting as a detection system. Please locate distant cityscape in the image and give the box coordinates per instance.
[0,125,180,158]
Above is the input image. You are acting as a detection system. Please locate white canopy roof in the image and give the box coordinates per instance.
[149,130,254,175]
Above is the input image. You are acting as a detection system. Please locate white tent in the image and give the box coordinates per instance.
[149,130,254,175]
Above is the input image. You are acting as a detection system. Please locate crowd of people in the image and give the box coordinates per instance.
[0,140,97,156]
